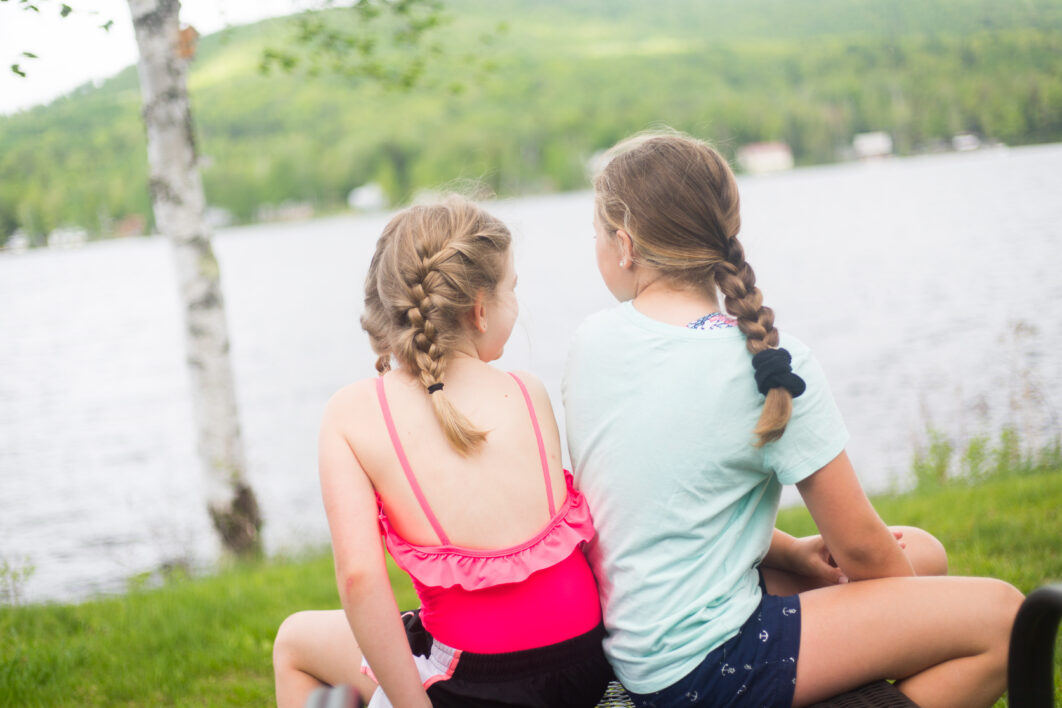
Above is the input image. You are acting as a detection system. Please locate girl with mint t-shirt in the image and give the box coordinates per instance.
[563,131,1022,708]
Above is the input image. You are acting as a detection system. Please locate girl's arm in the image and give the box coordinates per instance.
[762,529,846,585]
[319,393,431,708]
[763,528,909,584]
[795,450,914,581]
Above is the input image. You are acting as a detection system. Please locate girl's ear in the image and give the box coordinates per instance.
[469,292,489,333]
[616,229,635,268]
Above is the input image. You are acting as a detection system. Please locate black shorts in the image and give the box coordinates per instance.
[365,610,614,708]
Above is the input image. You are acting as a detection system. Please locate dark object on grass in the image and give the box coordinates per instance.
[807,680,917,707]
[1009,583,1062,708]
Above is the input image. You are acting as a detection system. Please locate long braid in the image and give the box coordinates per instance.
[398,260,488,455]
[713,237,792,445]
[714,237,778,352]
[595,130,796,446]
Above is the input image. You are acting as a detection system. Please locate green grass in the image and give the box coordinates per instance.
[0,553,417,707]
[2,470,1059,706]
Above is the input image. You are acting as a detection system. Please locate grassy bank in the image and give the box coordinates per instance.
[2,470,1060,706]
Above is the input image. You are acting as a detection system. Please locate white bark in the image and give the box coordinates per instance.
[128,0,261,555]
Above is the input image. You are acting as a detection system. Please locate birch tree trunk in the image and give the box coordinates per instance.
[128,0,262,556]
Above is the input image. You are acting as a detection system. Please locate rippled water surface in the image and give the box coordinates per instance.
[2,144,1060,603]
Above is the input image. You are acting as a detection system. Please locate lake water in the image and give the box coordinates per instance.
[2,143,1061,604]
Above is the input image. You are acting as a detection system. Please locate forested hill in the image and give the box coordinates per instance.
[3,0,1061,243]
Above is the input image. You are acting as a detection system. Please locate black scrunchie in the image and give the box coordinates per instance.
[427,383,444,394]
[751,348,806,398]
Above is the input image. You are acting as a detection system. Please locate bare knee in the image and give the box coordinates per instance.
[895,526,949,576]
[979,579,1024,694]
[985,579,1024,648]
[274,611,312,671]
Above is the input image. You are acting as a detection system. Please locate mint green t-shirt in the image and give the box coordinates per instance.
[563,302,848,693]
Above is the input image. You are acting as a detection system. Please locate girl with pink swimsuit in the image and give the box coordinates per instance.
[272,196,611,707]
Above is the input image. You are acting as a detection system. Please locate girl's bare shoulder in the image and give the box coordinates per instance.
[508,369,559,420]
[322,377,384,427]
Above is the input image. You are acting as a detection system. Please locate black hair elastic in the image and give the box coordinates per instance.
[751,348,806,398]
[427,383,444,394]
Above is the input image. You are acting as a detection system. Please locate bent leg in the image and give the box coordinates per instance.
[273,609,378,708]
[892,525,948,576]
[792,575,1022,708]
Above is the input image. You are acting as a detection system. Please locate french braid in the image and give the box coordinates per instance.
[371,196,511,455]
[595,130,794,445]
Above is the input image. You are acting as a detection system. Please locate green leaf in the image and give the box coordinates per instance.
[21,51,38,59]
[11,63,26,77]
[60,3,72,17]
[101,19,113,31]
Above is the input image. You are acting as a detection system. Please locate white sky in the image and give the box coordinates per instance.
[0,0,305,115]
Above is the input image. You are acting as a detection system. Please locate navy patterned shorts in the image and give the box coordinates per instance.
[627,576,801,708]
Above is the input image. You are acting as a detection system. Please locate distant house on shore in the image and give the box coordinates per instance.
[952,132,982,152]
[114,214,147,238]
[255,201,315,223]
[47,226,87,249]
[348,182,389,212]
[852,131,893,160]
[736,142,794,174]
[3,230,30,254]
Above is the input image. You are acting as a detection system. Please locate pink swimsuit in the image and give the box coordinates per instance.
[375,373,602,654]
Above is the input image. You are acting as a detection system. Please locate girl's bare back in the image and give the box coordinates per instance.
[340,361,568,550]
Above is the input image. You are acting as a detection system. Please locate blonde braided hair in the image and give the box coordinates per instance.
[365,195,511,455]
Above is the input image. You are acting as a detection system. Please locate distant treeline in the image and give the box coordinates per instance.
[2,0,1061,244]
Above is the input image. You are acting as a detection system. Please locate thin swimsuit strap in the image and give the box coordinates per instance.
[507,371,556,517]
[374,372,556,546]
[376,376,451,546]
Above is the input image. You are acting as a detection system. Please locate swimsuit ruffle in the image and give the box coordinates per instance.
[379,471,595,592]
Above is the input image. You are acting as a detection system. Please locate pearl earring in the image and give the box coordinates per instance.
[619,259,626,267]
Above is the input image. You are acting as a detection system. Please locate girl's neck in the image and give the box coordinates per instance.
[632,277,721,328]
[389,353,489,390]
